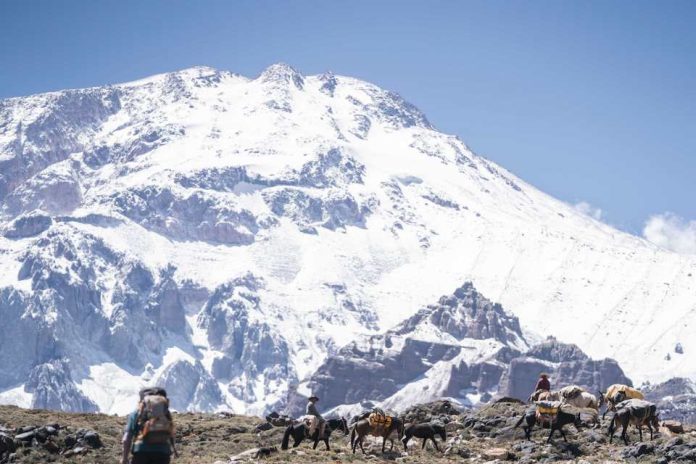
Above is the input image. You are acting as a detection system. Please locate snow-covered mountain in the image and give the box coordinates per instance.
[0,64,694,414]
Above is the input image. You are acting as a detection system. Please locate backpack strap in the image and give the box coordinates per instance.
[129,410,142,453]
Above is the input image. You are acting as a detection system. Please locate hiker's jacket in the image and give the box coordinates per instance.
[535,377,551,391]
[306,402,324,420]
[122,410,172,455]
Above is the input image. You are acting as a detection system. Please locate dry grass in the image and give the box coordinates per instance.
[2,404,695,463]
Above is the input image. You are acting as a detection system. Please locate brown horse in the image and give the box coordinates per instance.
[350,417,405,454]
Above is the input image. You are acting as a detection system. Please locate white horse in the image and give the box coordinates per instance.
[561,391,599,410]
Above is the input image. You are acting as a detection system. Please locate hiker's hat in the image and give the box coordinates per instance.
[309,395,319,401]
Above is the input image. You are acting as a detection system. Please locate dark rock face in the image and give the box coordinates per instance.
[263,188,372,231]
[147,267,186,334]
[498,337,633,401]
[0,226,228,411]
[25,360,98,412]
[0,288,56,389]
[498,358,551,401]
[2,212,53,238]
[110,186,260,245]
[0,88,121,205]
[154,359,222,412]
[394,283,525,345]
[644,378,696,423]
[305,282,528,415]
[525,338,589,363]
[175,148,364,191]
[197,274,293,408]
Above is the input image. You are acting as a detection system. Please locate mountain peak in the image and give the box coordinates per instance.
[258,63,304,89]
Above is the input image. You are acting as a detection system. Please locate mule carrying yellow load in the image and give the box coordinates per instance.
[607,384,643,401]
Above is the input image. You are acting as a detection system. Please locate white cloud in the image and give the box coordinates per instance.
[573,201,603,221]
[643,213,696,254]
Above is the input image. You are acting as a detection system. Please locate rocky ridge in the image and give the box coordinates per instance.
[306,283,632,418]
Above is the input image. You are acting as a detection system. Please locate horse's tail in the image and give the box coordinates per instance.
[281,424,293,450]
[350,424,356,448]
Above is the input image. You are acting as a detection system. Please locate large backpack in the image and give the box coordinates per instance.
[134,394,174,446]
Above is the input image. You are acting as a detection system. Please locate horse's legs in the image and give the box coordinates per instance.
[324,437,330,451]
[621,422,629,445]
[381,436,386,453]
[422,438,427,449]
[638,425,643,442]
[360,437,366,455]
[433,438,441,452]
[547,428,554,443]
[561,428,567,442]
[389,438,394,451]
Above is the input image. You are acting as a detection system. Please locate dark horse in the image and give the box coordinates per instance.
[402,422,447,451]
[351,417,405,454]
[514,405,584,443]
[281,417,349,451]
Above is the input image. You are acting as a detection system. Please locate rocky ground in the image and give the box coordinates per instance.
[2,400,696,463]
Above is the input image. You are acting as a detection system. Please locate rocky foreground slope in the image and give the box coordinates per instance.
[3,400,696,464]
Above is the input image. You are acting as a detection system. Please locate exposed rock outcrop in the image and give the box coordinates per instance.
[498,336,632,401]
[644,378,696,423]
[25,360,97,412]
[305,282,528,415]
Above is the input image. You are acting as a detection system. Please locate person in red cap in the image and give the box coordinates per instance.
[535,373,551,392]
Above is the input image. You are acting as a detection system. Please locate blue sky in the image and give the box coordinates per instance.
[1,0,695,239]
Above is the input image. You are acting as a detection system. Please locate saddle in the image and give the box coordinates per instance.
[535,400,561,426]
[299,415,319,437]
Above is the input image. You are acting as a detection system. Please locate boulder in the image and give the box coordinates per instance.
[254,422,273,432]
[0,433,15,454]
[14,431,36,442]
[662,420,685,434]
[621,442,655,459]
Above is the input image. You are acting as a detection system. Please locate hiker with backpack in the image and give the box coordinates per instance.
[121,387,178,464]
